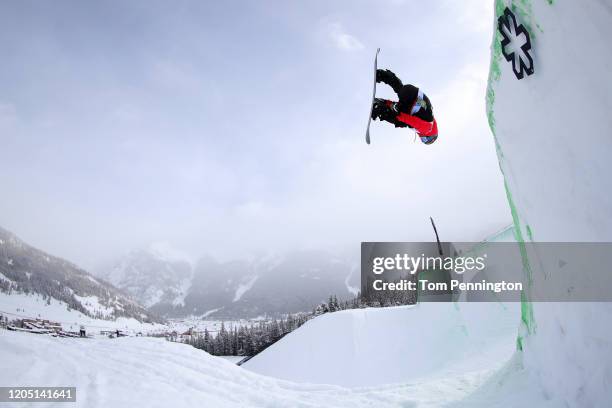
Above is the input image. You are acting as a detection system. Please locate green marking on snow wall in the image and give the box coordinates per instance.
[516,335,524,351]
[503,181,535,336]
[525,225,534,241]
[486,0,558,347]
[485,0,505,140]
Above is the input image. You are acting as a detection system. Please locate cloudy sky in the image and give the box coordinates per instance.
[0,0,509,269]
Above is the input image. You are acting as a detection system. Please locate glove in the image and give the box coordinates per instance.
[371,99,388,120]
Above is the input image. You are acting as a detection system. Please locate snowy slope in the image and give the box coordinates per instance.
[0,292,166,334]
[0,226,159,323]
[0,330,505,408]
[245,303,519,387]
[481,0,612,406]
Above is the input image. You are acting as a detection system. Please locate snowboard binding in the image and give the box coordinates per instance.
[371,98,399,122]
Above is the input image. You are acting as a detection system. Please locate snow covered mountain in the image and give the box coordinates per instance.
[99,249,358,319]
[184,250,357,319]
[96,243,194,309]
[0,226,161,323]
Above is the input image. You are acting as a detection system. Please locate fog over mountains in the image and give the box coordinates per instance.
[96,246,359,319]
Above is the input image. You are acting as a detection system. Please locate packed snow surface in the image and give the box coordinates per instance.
[0,329,514,408]
[245,302,519,387]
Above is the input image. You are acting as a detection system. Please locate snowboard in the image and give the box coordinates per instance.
[365,48,381,145]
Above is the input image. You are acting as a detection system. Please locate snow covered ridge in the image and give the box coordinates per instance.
[0,226,161,324]
[485,0,612,406]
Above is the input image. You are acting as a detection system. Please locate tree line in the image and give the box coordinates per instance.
[184,291,415,357]
[183,313,310,357]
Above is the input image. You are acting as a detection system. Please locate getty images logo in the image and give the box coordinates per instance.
[371,253,487,275]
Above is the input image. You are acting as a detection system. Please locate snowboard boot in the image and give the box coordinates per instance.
[371,98,408,128]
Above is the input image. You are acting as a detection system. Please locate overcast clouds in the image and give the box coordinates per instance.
[0,0,508,269]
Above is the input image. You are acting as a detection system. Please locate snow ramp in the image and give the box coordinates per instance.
[244,302,519,387]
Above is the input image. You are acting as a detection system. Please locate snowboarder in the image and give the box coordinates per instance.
[371,69,438,144]
[79,325,86,337]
